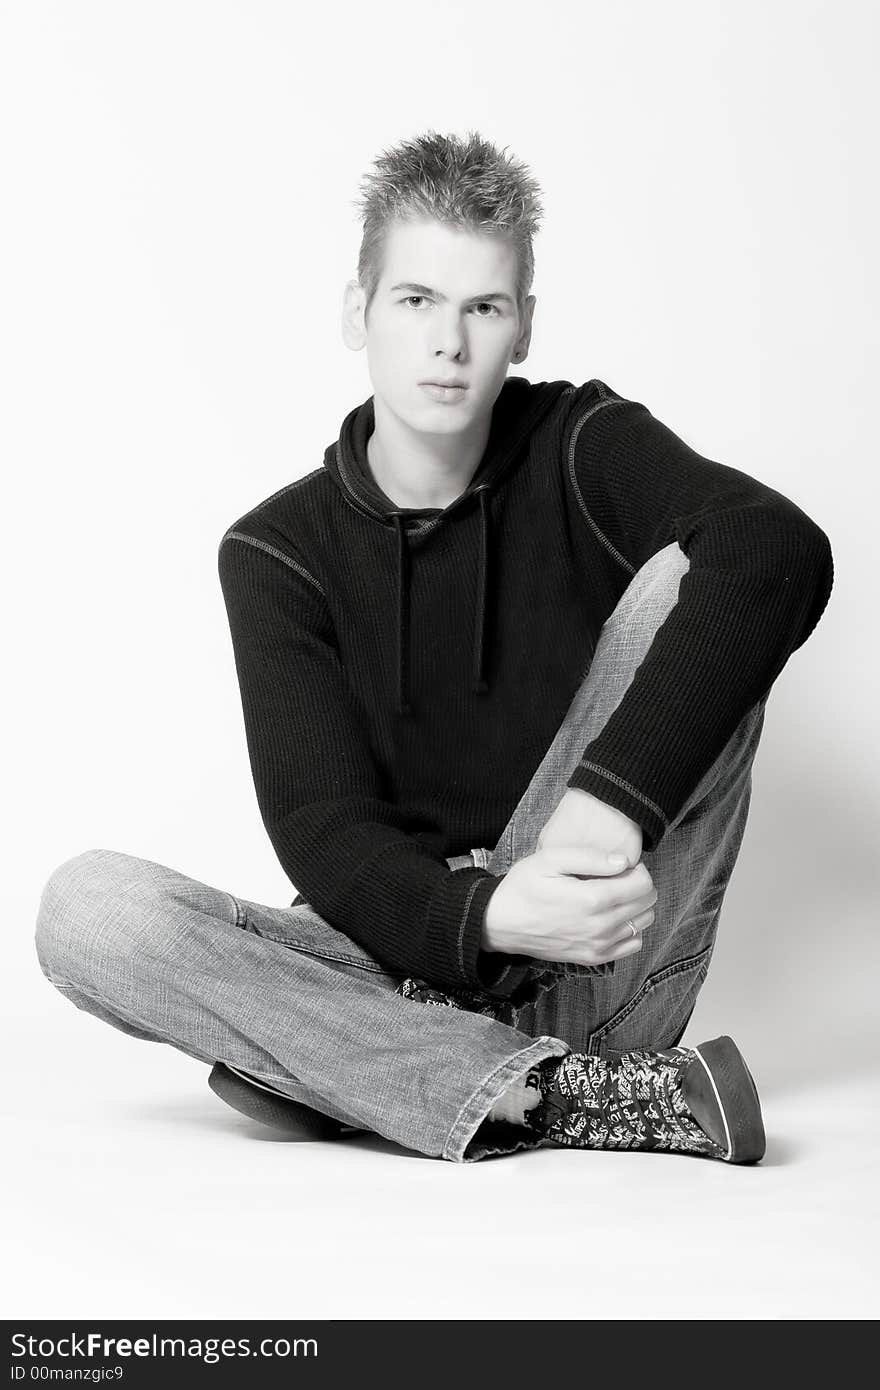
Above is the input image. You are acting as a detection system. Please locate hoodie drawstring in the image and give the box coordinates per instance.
[471,485,491,697]
[390,513,412,717]
[389,485,492,717]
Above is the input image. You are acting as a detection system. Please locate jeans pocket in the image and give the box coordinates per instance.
[242,899,395,978]
[586,943,714,1056]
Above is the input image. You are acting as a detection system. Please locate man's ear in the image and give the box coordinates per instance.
[342,279,368,351]
[512,294,536,364]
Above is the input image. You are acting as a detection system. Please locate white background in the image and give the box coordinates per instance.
[3,0,878,1320]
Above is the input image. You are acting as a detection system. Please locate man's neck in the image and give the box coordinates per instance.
[366,392,492,510]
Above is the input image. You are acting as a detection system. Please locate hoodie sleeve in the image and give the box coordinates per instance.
[563,383,834,851]
[217,528,529,1000]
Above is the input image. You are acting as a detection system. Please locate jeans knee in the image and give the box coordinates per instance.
[35,848,146,987]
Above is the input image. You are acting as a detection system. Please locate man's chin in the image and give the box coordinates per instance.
[371,382,494,437]
[411,389,494,428]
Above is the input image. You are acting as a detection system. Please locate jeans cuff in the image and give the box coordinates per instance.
[443,1035,570,1163]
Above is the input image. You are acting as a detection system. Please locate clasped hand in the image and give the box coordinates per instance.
[482,788,657,967]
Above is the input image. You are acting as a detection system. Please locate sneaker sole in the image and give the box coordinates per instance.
[208,1063,348,1140]
[691,1036,766,1163]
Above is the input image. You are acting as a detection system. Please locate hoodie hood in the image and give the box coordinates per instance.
[324,375,572,716]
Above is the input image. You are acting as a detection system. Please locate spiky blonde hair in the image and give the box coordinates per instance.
[352,128,544,321]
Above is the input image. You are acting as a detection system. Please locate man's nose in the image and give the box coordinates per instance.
[430,311,467,359]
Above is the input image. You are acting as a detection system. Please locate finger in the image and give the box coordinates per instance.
[541,846,642,879]
[612,907,655,944]
[569,920,649,968]
[588,865,655,909]
[608,893,658,929]
[604,932,644,962]
[581,878,656,922]
[584,892,657,938]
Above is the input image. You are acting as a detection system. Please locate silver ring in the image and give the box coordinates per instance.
[626,919,637,939]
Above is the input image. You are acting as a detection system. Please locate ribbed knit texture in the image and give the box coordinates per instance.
[217,376,833,999]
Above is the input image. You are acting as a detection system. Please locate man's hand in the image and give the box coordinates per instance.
[538,787,643,865]
[482,846,658,967]
[481,789,655,968]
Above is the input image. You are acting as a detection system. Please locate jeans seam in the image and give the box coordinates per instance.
[228,893,248,930]
[228,901,392,973]
[243,933,391,974]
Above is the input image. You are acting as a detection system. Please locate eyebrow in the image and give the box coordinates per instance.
[389,281,516,306]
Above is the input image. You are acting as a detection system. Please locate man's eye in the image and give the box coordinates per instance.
[401,296,499,314]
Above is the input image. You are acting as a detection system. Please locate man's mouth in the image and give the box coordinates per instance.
[419,382,469,402]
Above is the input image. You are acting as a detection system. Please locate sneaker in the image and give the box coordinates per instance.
[526,1035,765,1164]
[208,1062,355,1140]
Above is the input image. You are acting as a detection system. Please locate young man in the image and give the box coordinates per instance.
[36,130,833,1164]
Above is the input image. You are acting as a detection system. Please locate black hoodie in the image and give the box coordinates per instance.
[333,375,571,716]
[218,375,833,999]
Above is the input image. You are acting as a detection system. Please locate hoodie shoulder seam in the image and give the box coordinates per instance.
[219,531,326,596]
[565,388,636,576]
[244,466,325,518]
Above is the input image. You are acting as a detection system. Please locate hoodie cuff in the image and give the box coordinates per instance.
[566,761,666,853]
[426,869,533,1001]
[474,949,535,999]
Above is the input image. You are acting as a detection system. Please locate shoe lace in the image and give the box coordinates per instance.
[603,1058,676,1145]
[544,1051,682,1146]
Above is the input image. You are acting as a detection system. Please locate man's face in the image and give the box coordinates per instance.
[355,217,532,437]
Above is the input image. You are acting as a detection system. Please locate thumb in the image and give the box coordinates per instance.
[540,845,631,878]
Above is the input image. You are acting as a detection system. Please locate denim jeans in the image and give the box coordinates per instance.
[35,542,767,1162]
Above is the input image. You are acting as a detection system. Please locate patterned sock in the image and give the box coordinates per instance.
[488,1066,544,1125]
